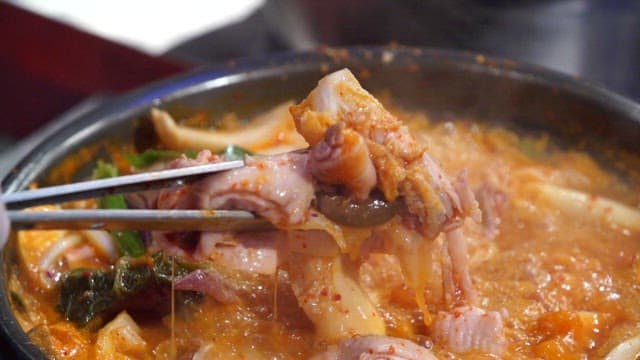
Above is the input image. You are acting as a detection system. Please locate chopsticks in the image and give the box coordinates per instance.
[3,160,272,231]
[2,160,244,209]
[8,209,272,232]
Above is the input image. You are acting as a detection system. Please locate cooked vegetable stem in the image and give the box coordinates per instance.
[530,183,640,232]
[126,149,197,169]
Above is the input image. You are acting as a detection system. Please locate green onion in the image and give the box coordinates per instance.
[92,161,128,210]
[126,149,197,169]
[92,160,145,257]
[111,231,145,258]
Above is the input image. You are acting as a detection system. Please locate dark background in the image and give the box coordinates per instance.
[174,0,640,99]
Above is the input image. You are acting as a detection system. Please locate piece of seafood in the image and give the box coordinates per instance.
[156,150,315,227]
[290,68,479,238]
[432,305,506,356]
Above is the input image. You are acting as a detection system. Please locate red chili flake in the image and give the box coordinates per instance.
[320,288,329,296]
[332,293,342,301]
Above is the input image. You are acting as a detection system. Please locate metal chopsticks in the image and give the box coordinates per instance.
[2,160,244,209]
[8,209,272,232]
[3,160,272,231]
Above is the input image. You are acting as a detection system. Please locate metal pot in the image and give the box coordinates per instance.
[2,46,639,359]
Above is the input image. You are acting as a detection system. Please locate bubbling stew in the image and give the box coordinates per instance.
[6,69,640,359]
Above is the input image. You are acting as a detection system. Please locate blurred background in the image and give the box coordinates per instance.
[1,0,639,175]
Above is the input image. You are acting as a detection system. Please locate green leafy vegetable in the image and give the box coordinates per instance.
[126,149,197,169]
[113,256,153,297]
[58,269,116,325]
[58,252,200,325]
[220,144,252,161]
[92,160,144,257]
[152,251,200,282]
